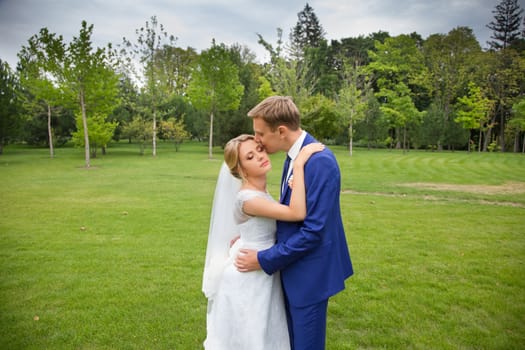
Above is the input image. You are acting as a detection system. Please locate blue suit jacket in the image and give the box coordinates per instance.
[258,133,353,307]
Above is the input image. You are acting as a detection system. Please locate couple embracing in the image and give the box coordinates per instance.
[202,96,353,350]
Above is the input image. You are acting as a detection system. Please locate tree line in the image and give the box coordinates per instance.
[1,0,525,166]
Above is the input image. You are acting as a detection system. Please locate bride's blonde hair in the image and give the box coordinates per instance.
[224,134,255,180]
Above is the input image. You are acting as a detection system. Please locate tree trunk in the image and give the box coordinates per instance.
[152,110,157,157]
[403,125,407,154]
[47,104,54,158]
[348,123,353,157]
[208,111,214,159]
[80,89,90,168]
[478,128,483,153]
[500,110,505,152]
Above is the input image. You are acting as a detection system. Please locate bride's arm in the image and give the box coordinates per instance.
[242,143,324,221]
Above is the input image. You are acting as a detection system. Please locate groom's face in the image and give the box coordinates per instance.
[252,117,281,155]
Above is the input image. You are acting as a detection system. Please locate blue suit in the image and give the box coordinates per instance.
[258,133,353,349]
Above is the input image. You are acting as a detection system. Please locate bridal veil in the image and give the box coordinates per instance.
[202,162,241,299]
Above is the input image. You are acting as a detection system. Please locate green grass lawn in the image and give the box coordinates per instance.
[1,142,524,349]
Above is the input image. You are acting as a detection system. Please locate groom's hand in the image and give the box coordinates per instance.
[235,249,261,272]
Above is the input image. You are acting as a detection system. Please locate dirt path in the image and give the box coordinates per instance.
[342,182,525,208]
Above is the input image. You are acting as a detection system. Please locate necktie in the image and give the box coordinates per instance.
[281,155,291,200]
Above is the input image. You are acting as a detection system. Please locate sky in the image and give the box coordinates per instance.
[1,0,524,69]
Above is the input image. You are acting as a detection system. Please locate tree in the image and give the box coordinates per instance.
[71,113,118,157]
[509,98,525,152]
[367,34,431,109]
[121,116,152,155]
[487,0,524,50]
[422,27,482,150]
[17,28,65,158]
[367,35,429,150]
[377,82,424,152]
[121,15,177,156]
[289,3,326,59]
[330,33,386,70]
[110,74,139,141]
[256,28,315,105]
[155,46,197,96]
[484,48,525,152]
[354,92,384,149]
[455,82,495,152]
[257,76,273,100]
[159,117,190,151]
[62,21,120,167]
[288,4,333,97]
[335,60,370,155]
[213,44,263,146]
[0,60,23,154]
[301,94,340,141]
[187,41,244,159]
[304,40,339,96]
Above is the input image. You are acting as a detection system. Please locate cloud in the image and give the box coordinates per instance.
[0,0,523,68]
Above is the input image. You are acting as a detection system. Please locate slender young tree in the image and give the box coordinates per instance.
[487,0,523,50]
[62,21,120,167]
[121,16,177,156]
[335,59,369,156]
[17,28,65,158]
[187,41,244,159]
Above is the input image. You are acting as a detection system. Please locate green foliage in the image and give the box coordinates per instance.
[187,41,244,113]
[121,116,153,154]
[6,4,525,153]
[455,83,493,129]
[509,98,525,151]
[187,41,244,158]
[17,28,68,157]
[301,94,340,141]
[158,117,190,151]
[257,76,274,101]
[71,113,118,157]
[0,60,23,152]
[49,21,121,167]
[510,98,525,127]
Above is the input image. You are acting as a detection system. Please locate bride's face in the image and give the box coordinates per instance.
[238,139,272,178]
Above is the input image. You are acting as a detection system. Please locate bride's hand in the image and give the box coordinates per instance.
[295,143,324,166]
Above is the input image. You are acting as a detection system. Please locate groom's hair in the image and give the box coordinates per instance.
[247,96,300,131]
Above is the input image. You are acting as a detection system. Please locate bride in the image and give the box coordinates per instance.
[202,134,323,349]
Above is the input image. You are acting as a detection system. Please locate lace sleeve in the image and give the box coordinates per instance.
[234,190,270,222]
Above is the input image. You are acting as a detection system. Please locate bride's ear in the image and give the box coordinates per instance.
[237,163,247,182]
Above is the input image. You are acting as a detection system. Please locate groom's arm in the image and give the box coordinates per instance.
[256,152,339,275]
[235,152,338,274]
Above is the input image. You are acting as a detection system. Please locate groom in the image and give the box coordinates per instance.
[235,96,353,349]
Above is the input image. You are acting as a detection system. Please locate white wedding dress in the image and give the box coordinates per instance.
[204,189,290,350]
